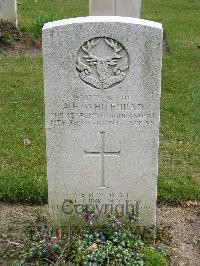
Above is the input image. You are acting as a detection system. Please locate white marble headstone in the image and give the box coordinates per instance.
[0,0,17,26]
[89,0,141,18]
[43,16,163,227]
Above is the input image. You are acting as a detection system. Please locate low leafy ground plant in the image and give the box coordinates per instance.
[5,212,167,266]
[0,20,21,48]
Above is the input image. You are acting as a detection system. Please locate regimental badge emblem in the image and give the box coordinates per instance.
[76,37,130,90]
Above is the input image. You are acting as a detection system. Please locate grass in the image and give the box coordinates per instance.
[142,0,200,201]
[18,0,88,34]
[0,0,199,203]
[0,57,47,202]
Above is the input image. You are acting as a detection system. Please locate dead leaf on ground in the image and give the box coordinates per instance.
[87,243,97,250]
[192,173,200,181]
[23,138,31,146]
[186,200,198,207]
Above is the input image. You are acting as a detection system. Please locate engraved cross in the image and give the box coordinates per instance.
[84,131,121,188]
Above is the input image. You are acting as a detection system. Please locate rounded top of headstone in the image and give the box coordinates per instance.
[42,16,162,31]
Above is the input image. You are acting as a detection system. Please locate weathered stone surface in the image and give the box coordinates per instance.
[116,0,141,18]
[43,16,163,227]
[0,0,17,26]
[90,0,115,16]
[89,0,141,18]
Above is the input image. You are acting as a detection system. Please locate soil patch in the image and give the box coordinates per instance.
[0,20,41,57]
[0,38,42,56]
[0,203,199,265]
[157,204,200,266]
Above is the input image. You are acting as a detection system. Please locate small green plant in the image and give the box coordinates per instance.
[142,247,168,266]
[32,14,58,37]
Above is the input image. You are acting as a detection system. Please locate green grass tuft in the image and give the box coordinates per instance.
[32,14,59,37]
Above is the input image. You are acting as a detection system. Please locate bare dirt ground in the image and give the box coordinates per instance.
[0,38,42,57]
[157,204,200,266]
[0,202,199,265]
